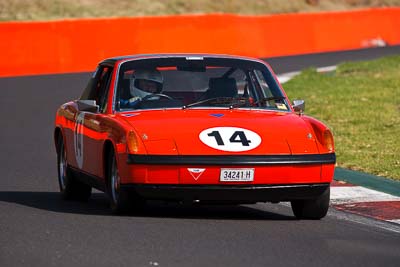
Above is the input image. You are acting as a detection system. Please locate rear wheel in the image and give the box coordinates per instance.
[290,186,330,220]
[107,149,144,214]
[57,136,91,201]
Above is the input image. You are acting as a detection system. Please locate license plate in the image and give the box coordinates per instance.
[220,168,254,182]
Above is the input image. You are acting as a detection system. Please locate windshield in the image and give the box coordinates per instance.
[115,57,290,112]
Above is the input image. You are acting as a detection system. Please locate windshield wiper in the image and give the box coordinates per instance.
[182,97,234,109]
[253,96,286,106]
[228,98,254,109]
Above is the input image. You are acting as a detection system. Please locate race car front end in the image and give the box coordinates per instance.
[116,109,335,206]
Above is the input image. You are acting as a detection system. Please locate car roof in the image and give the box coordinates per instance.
[100,53,267,65]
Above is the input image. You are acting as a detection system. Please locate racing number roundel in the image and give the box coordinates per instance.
[74,112,85,169]
[199,127,262,152]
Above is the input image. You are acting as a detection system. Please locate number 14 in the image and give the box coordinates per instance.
[207,130,251,146]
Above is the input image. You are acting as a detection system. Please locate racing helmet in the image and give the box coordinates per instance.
[130,69,163,98]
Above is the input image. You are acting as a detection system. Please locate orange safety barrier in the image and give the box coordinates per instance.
[0,7,399,77]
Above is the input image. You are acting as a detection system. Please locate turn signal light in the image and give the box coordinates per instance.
[127,131,139,153]
[322,130,334,152]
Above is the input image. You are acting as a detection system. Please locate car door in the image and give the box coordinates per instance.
[73,65,113,179]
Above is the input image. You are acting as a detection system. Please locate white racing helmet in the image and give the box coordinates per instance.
[129,69,163,98]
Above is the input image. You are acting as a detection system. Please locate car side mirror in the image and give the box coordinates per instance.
[77,100,99,113]
[292,99,305,114]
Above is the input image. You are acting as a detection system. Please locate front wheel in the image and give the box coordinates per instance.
[57,136,91,201]
[107,149,144,214]
[290,186,330,220]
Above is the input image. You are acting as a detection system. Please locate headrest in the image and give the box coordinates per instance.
[207,77,238,98]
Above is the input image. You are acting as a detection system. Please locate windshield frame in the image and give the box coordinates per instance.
[112,56,291,113]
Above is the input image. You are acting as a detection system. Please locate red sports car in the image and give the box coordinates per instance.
[54,54,335,218]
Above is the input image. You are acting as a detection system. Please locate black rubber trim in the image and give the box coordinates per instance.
[121,183,330,203]
[69,166,106,192]
[127,153,336,165]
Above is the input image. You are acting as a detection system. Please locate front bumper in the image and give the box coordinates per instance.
[119,153,336,185]
[127,153,336,165]
[121,183,330,203]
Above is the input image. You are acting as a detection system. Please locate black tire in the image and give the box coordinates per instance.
[290,186,330,220]
[57,136,92,201]
[107,149,144,214]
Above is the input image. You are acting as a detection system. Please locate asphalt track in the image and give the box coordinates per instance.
[1,46,400,267]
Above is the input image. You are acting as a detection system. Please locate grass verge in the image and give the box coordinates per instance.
[1,0,400,21]
[283,55,400,180]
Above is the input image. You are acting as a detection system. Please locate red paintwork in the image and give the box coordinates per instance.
[54,54,335,189]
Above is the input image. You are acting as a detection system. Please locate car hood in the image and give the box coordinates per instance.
[119,109,319,155]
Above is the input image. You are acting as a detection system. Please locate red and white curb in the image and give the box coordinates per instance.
[277,67,400,226]
[331,180,400,225]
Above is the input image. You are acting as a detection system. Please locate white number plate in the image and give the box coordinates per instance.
[220,168,254,182]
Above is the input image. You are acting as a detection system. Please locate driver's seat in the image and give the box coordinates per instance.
[205,77,238,99]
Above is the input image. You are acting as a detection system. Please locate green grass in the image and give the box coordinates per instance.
[283,56,400,180]
[1,0,400,21]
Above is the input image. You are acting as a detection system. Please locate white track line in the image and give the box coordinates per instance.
[277,65,337,84]
[316,65,337,72]
[277,71,300,83]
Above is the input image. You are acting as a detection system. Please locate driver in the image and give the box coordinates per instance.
[121,69,164,108]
